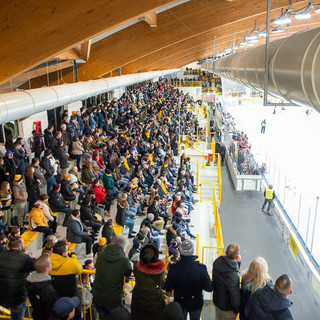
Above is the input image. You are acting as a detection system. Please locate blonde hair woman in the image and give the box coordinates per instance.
[240,257,271,320]
[0,181,13,227]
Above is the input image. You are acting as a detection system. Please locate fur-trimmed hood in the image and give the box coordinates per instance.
[136,260,165,275]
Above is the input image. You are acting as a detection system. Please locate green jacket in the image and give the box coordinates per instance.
[81,164,94,184]
[102,174,115,190]
[93,245,132,310]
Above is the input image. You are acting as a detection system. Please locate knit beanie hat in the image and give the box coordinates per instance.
[14,174,23,182]
[98,237,106,246]
[162,301,184,320]
[147,213,154,222]
[53,184,60,191]
[179,239,194,256]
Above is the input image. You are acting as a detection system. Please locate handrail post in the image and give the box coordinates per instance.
[197,157,200,194]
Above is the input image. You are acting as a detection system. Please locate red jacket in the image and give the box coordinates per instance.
[171,199,178,215]
[90,184,105,204]
[93,150,104,168]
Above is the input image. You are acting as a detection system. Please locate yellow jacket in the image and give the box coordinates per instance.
[124,158,130,171]
[50,252,83,276]
[28,207,47,230]
[160,181,168,195]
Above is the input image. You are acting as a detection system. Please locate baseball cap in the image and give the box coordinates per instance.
[52,297,80,319]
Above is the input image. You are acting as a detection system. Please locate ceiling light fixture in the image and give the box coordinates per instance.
[271,26,285,33]
[295,0,313,19]
[272,2,293,25]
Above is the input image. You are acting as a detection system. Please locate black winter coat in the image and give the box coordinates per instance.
[165,255,212,311]
[26,176,40,205]
[116,205,128,226]
[212,255,241,314]
[101,224,116,244]
[49,190,67,212]
[245,282,293,320]
[40,157,54,178]
[54,146,68,169]
[44,129,54,150]
[60,179,76,201]
[26,273,59,320]
[80,204,95,223]
[32,133,45,155]
[4,157,16,181]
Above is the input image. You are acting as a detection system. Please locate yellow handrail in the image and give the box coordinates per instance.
[196,157,200,194]
[217,154,222,204]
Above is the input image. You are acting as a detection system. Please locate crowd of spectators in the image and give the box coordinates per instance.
[0,79,293,320]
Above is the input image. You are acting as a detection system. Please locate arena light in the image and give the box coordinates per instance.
[295,1,313,19]
[272,7,292,25]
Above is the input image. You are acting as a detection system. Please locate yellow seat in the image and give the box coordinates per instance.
[68,243,76,252]
[21,231,40,242]
[113,222,124,236]
[52,212,60,217]
[24,240,30,248]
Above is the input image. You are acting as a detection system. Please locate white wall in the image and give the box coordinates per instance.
[179,87,202,100]
[18,110,49,151]
[113,87,126,99]
[65,101,82,116]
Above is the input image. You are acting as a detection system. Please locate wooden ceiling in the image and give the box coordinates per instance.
[1,0,318,90]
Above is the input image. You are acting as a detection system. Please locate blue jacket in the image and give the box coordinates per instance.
[245,282,293,320]
[89,115,96,129]
[76,115,84,134]
[165,255,212,311]
[96,112,106,128]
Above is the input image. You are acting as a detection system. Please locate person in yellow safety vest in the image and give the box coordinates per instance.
[261,184,275,215]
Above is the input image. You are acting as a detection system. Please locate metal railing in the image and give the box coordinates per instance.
[171,80,202,87]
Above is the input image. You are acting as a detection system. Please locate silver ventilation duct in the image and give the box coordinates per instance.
[0,69,179,124]
[203,27,320,111]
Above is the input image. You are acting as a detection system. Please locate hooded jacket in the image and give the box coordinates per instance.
[131,260,166,320]
[212,255,241,314]
[245,282,293,320]
[49,252,83,297]
[93,244,132,310]
[26,272,59,320]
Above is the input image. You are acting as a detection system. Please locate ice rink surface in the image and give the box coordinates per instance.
[224,104,320,265]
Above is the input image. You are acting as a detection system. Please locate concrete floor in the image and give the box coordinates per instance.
[219,165,320,319]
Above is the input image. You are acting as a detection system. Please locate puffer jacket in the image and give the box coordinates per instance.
[212,255,241,314]
[245,282,293,320]
[28,207,47,230]
[93,244,132,310]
